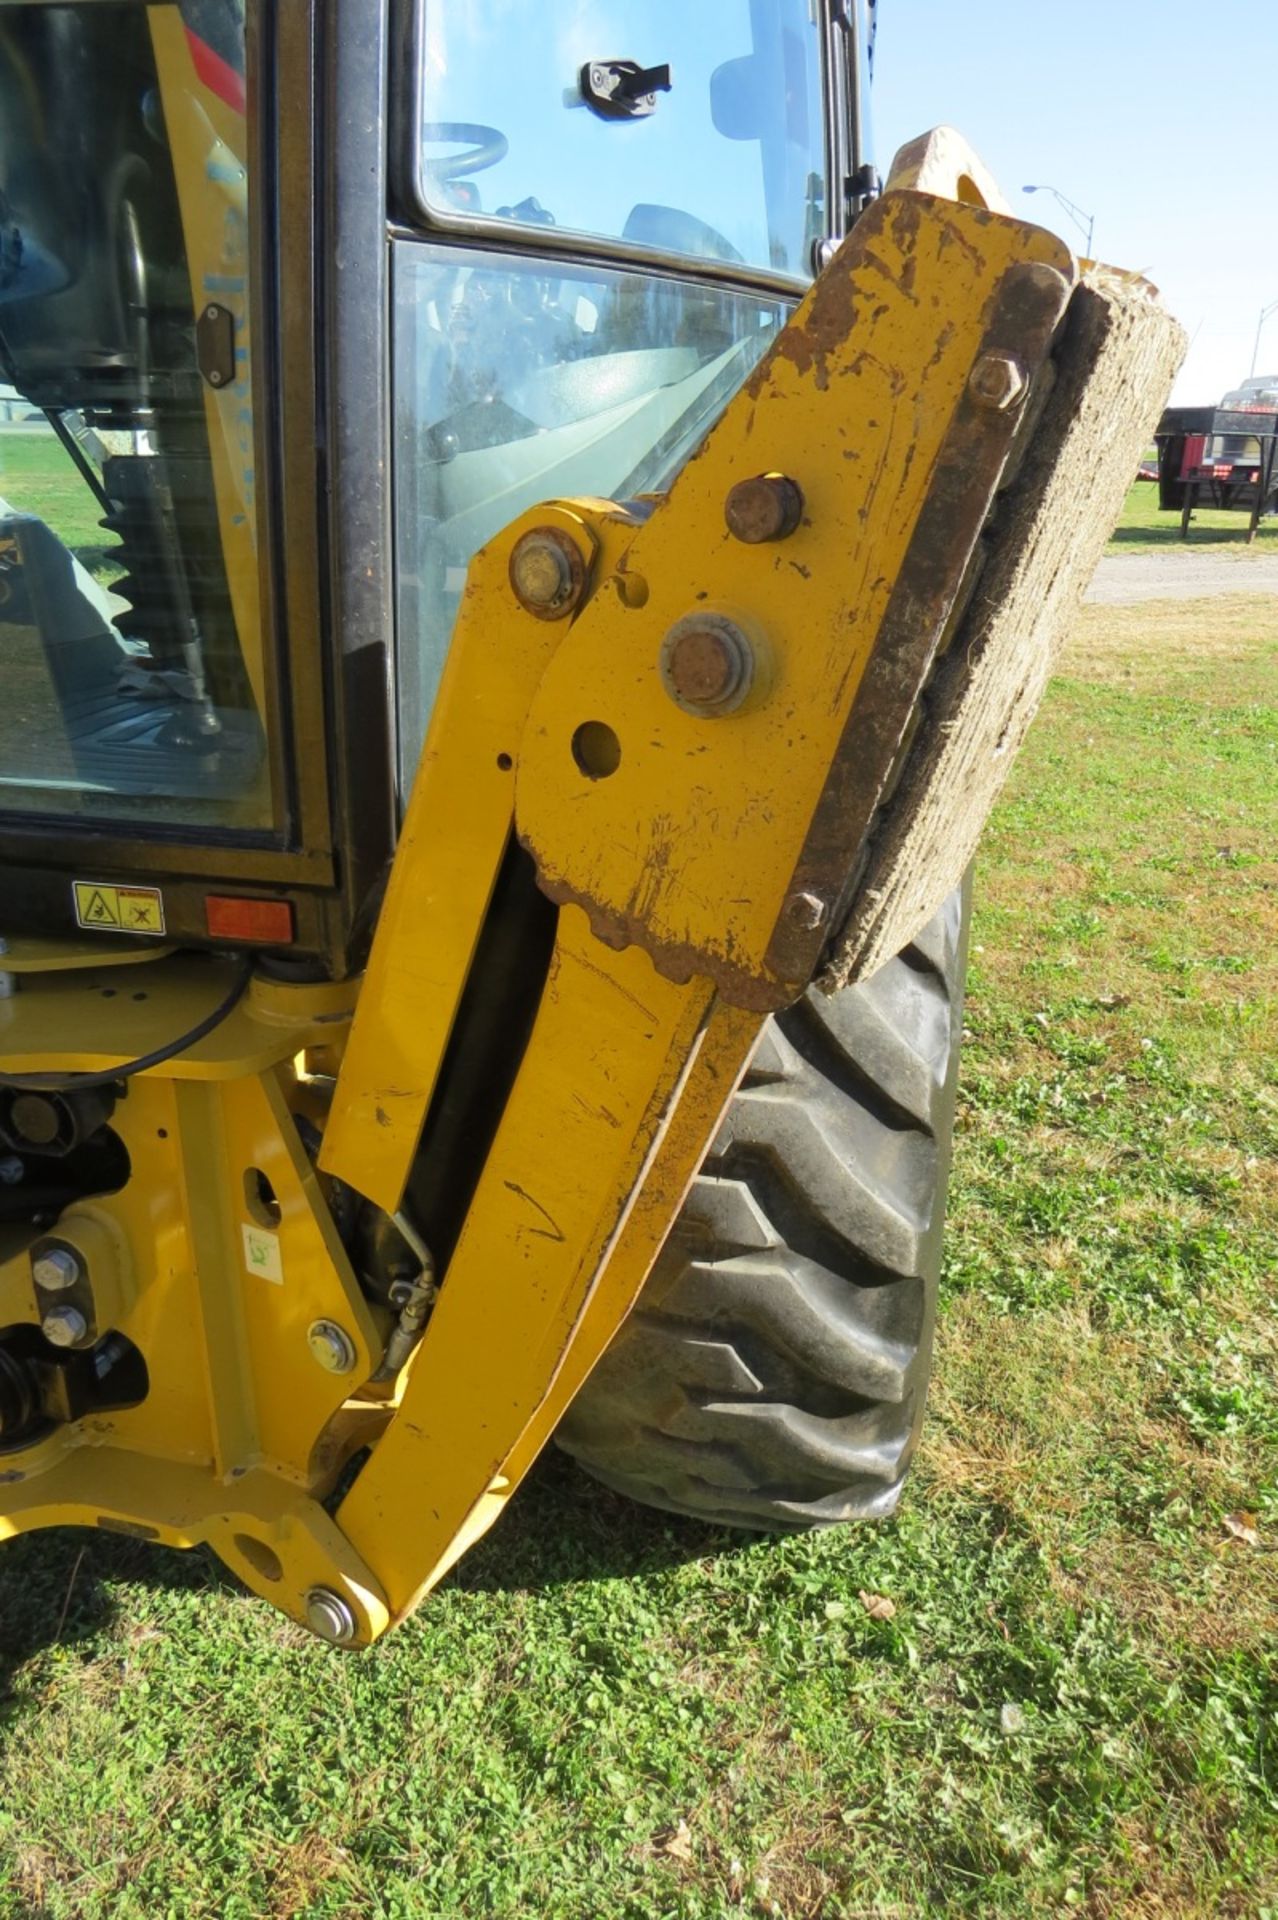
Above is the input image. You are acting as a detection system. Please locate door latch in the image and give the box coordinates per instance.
[579,59,672,121]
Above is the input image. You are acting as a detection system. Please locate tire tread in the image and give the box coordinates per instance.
[555,883,970,1529]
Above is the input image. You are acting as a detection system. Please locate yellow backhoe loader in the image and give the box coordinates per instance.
[0,1,1181,1645]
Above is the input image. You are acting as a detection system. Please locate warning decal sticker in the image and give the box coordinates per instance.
[73,881,166,937]
[241,1222,284,1284]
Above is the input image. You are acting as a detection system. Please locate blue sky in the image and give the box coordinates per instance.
[873,0,1278,403]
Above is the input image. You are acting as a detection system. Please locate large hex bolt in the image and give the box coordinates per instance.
[33,1247,81,1292]
[783,891,827,932]
[508,526,588,620]
[42,1303,89,1348]
[724,473,804,545]
[660,613,756,717]
[305,1586,358,1646]
[307,1320,357,1375]
[968,351,1029,411]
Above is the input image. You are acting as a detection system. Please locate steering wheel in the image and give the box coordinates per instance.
[420,122,509,185]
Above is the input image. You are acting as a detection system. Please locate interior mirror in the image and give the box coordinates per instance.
[709,55,761,142]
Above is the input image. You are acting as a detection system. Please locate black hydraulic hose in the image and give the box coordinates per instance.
[0,954,253,1092]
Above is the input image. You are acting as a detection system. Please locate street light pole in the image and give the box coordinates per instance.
[1021,184,1095,260]
[1250,300,1278,379]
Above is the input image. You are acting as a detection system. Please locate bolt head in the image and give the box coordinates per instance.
[304,1586,358,1646]
[509,527,587,618]
[307,1320,357,1375]
[724,473,804,545]
[33,1247,81,1291]
[42,1303,88,1348]
[784,891,826,932]
[9,1091,61,1148]
[660,614,755,717]
[968,351,1029,411]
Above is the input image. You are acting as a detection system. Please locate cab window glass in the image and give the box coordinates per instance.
[418,0,826,281]
[0,0,272,831]
[392,242,789,786]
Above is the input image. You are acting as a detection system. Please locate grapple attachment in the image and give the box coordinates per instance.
[0,175,1183,1641]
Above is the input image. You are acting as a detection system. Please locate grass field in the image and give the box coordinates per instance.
[0,493,1276,1916]
[0,430,119,568]
[1108,478,1278,553]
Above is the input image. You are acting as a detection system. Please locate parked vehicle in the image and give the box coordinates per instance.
[1156,375,1278,538]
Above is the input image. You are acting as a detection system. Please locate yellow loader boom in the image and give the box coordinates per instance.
[0,3,1181,1642]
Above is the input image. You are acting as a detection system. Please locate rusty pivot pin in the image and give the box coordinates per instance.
[724,472,804,544]
[508,526,588,619]
[660,613,756,717]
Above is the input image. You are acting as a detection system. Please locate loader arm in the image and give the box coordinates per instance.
[314,188,1082,1629]
[314,185,1183,1631]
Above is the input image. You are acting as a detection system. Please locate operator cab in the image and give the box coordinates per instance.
[0,0,872,968]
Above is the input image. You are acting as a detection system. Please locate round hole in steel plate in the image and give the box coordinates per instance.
[233,1533,283,1583]
[571,721,621,781]
[243,1166,281,1228]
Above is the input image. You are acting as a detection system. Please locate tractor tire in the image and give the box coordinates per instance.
[555,880,970,1530]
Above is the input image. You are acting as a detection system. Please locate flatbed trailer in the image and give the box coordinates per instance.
[1156,400,1278,542]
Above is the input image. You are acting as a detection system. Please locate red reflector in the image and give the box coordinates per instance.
[205,895,294,943]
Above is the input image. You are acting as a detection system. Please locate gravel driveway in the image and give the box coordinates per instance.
[1086,549,1278,605]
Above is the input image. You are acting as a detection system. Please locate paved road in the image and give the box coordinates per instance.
[1086,549,1278,605]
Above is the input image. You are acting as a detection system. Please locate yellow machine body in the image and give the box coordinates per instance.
[0,85,1183,1639]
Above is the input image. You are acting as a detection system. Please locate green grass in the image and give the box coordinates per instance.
[1107,478,1278,552]
[0,427,120,575]
[1,603,1277,1918]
